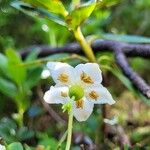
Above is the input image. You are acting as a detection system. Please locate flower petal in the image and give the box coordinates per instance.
[75,63,102,86]
[0,145,6,150]
[85,84,115,105]
[47,62,75,85]
[72,98,94,122]
[41,69,51,79]
[44,86,69,104]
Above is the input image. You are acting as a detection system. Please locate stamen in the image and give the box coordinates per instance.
[76,99,84,109]
[80,71,93,84]
[58,73,69,83]
[89,91,99,100]
[61,91,68,97]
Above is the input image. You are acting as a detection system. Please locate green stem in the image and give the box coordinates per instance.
[73,27,96,62]
[18,109,24,127]
[65,107,73,150]
[57,130,68,150]
[18,54,88,68]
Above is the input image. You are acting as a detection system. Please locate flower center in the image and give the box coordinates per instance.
[69,85,84,101]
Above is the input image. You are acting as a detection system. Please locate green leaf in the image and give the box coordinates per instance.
[7,142,23,150]
[66,0,96,30]
[24,0,68,17]
[17,127,34,141]
[0,118,17,143]
[11,1,67,26]
[15,90,30,112]
[25,48,40,62]
[0,53,10,78]
[101,33,150,43]
[0,77,17,98]
[5,49,26,85]
[25,67,42,89]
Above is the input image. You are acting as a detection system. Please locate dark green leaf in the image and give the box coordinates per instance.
[0,118,17,143]
[101,33,150,43]
[0,77,17,98]
[0,53,10,78]
[17,127,34,141]
[25,67,42,89]
[25,48,40,62]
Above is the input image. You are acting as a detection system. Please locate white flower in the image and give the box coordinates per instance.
[41,69,51,79]
[0,144,6,150]
[44,62,115,122]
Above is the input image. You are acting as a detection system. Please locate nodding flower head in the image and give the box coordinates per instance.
[44,62,115,122]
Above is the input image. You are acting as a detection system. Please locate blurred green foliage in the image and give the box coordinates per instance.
[0,0,150,149]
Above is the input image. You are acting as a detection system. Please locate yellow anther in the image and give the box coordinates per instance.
[89,91,99,100]
[76,99,84,109]
[58,73,69,83]
[80,71,93,84]
[61,91,68,97]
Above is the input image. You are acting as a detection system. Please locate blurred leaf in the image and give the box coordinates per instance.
[11,1,67,26]
[66,0,96,30]
[0,53,10,78]
[0,118,34,144]
[101,33,150,43]
[25,67,42,89]
[0,77,17,98]
[17,127,34,141]
[46,53,70,59]
[25,48,40,62]
[39,137,58,149]
[7,142,23,150]
[5,49,26,85]
[15,90,30,111]
[24,0,68,17]
[0,118,17,143]
[24,145,34,150]
[97,0,119,8]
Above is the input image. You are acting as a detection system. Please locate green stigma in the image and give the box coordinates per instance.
[69,85,84,101]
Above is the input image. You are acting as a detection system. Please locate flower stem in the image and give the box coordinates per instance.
[65,107,73,150]
[73,27,96,62]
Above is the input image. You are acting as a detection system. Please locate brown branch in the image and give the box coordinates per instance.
[115,125,131,147]
[20,40,150,58]
[20,40,150,99]
[114,48,150,98]
[36,85,66,125]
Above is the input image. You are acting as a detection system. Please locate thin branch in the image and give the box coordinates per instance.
[114,48,150,98]
[20,40,150,58]
[115,125,131,147]
[36,85,66,125]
